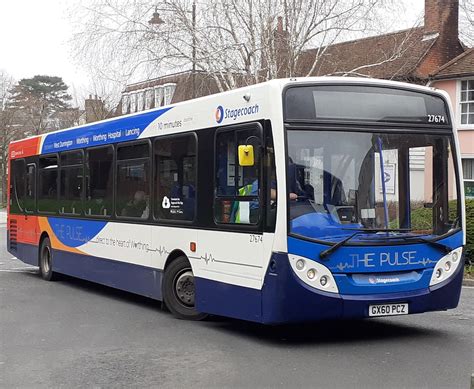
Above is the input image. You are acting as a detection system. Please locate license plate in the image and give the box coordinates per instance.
[369,303,409,317]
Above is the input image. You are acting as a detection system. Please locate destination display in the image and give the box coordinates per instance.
[285,85,450,125]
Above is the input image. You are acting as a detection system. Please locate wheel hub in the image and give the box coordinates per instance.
[175,270,195,306]
[42,246,51,273]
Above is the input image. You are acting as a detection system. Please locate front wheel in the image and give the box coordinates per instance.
[163,256,207,320]
[39,237,58,281]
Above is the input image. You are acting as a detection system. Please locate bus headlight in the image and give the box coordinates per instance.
[288,254,339,293]
[429,247,463,287]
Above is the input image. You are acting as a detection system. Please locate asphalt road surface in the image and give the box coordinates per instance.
[0,222,473,389]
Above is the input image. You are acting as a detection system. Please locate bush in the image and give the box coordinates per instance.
[465,199,474,263]
[409,199,474,263]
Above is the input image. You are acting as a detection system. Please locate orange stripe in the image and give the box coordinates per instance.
[38,217,83,254]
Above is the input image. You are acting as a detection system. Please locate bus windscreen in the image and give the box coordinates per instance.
[285,85,449,125]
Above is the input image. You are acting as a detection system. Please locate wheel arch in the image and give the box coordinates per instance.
[164,249,189,270]
[37,231,50,265]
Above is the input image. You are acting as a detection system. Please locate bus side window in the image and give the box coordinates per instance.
[25,163,36,213]
[116,142,151,220]
[59,150,84,215]
[85,146,113,217]
[38,155,58,214]
[10,159,25,214]
[214,125,261,225]
[154,134,197,222]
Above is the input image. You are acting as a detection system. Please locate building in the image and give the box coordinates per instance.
[430,48,474,199]
[118,0,472,199]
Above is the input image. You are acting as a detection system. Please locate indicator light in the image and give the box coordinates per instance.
[296,259,305,271]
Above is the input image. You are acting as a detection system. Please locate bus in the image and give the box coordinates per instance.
[7,77,465,323]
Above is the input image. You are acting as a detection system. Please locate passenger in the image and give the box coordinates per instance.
[122,190,148,218]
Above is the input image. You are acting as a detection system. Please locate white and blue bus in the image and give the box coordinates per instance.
[8,77,465,323]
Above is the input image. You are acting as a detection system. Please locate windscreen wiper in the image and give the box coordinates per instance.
[394,236,452,254]
[319,228,399,259]
[319,228,452,260]
[319,231,363,259]
[343,228,452,254]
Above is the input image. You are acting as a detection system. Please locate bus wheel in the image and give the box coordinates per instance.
[39,237,57,281]
[163,256,207,320]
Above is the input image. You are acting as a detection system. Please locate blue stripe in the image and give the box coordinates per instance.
[41,107,172,153]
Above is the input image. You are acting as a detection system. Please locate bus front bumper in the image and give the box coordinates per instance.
[261,252,464,324]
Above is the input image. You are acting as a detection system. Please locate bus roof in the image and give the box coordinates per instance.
[9,77,449,159]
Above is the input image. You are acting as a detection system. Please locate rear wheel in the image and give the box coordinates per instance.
[39,237,57,281]
[163,256,207,320]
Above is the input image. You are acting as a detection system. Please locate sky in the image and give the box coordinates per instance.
[0,0,425,106]
[0,0,88,102]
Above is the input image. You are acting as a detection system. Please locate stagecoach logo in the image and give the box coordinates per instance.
[215,103,259,123]
[368,276,401,284]
[215,105,224,124]
[10,150,24,158]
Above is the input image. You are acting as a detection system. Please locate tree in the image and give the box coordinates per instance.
[70,0,408,93]
[460,0,474,47]
[0,71,17,206]
[8,75,77,136]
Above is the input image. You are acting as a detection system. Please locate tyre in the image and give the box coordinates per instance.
[39,237,57,281]
[163,256,207,320]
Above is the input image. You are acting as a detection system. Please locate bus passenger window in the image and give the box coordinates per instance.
[25,163,36,213]
[154,134,197,222]
[38,155,58,213]
[85,146,113,217]
[116,142,150,219]
[59,151,84,215]
[214,127,261,225]
[10,159,25,214]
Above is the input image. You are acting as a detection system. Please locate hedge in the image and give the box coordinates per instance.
[410,199,474,263]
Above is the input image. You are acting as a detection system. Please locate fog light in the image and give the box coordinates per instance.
[296,259,305,271]
[444,261,452,272]
[307,269,316,280]
[320,275,328,286]
[436,268,443,279]
[452,252,459,262]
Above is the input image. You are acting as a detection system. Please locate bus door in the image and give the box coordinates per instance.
[196,123,265,290]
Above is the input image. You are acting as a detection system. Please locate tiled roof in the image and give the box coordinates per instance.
[297,27,437,80]
[431,48,474,79]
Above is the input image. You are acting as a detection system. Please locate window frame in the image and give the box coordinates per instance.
[24,162,37,214]
[213,122,264,229]
[115,139,152,221]
[59,149,85,216]
[37,153,59,215]
[462,157,474,199]
[9,158,26,214]
[153,132,199,225]
[458,78,474,129]
[85,144,115,219]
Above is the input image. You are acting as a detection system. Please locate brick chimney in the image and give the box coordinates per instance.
[418,0,463,78]
[424,0,458,37]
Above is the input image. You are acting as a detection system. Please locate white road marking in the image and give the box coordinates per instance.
[0,268,38,273]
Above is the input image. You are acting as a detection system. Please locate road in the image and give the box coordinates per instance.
[0,220,472,388]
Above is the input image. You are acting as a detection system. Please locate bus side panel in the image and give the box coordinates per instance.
[50,248,164,301]
[194,277,262,323]
[7,214,41,266]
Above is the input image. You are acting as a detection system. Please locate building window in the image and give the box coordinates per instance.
[460,80,474,125]
[462,158,474,199]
